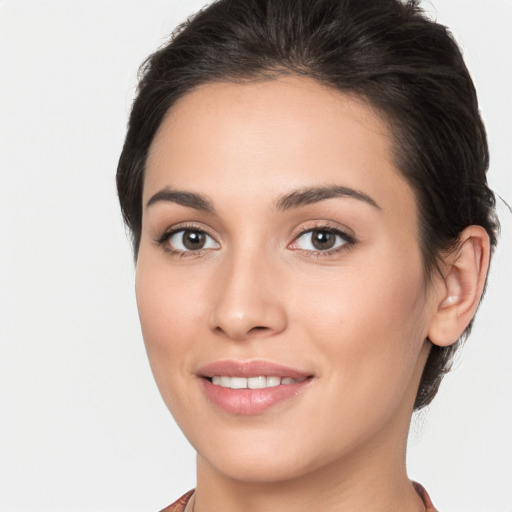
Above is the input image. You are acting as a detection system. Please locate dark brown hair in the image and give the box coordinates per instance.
[117,0,498,409]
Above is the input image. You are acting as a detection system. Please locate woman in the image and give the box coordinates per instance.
[116,0,498,510]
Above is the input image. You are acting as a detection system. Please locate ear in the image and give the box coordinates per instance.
[428,226,491,347]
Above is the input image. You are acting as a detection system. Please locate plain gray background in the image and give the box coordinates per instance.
[1,1,511,510]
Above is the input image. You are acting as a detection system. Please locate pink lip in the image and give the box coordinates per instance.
[197,360,311,379]
[197,360,313,415]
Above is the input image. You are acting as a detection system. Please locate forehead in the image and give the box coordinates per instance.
[144,76,415,221]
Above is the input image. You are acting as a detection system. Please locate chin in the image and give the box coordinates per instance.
[191,420,343,485]
[200,448,321,484]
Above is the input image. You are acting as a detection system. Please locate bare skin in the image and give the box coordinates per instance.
[136,76,489,511]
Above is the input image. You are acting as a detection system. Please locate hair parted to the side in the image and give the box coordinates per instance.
[116,0,498,410]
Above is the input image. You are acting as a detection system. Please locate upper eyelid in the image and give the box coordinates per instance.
[156,223,219,246]
[290,221,355,240]
[162,222,217,237]
[292,228,352,246]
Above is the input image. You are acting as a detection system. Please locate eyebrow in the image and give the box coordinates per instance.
[275,185,381,211]
[145,184,380,214]
[146,188,216,214]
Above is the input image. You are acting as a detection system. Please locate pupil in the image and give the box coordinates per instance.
[312,231,335,250]
[183,231,205,250]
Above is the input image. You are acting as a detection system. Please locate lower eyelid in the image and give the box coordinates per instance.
[290,227,354,250]
[296,247,348,259]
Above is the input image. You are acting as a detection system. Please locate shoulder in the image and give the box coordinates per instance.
[158,490,195,512]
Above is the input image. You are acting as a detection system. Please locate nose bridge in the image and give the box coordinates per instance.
[209,243,287,340]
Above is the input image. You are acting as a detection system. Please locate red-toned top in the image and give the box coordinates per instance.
[413,482,439,511]
[159,483,438,512]
[159,490,194,512]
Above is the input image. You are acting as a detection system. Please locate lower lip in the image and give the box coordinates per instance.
[200,378,312,415]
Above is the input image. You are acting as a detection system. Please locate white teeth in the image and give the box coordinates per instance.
[210,376,302,389]
[220,376,231,387]
[230,377,248,389]
[212,376,232,387]
[266,376,281,387]
[248,376,267,389]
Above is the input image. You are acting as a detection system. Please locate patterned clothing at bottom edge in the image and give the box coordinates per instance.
[159,482,438,512]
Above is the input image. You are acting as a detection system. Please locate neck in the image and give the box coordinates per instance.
[193,413,424,512]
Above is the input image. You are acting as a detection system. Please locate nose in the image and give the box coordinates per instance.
[208,251,288,341]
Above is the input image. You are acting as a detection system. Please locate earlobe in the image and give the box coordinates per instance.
[428,226,491,347]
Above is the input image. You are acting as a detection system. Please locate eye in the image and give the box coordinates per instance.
[291,228,351,252]
[166,229,219,252]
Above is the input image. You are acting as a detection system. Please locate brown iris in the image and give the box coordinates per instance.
[182,230,206,250]
[310,230,337,250]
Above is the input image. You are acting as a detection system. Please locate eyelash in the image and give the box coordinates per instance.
[155,223,356,258]
[155,223,216,258]
[290,225,356,258]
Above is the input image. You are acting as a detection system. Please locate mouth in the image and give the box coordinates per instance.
[207,375,308,389]
[197,360,314,415]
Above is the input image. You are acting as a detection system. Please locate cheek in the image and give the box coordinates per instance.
[136,248,210,338]
[291,252,429,410]
[135,256,208,403]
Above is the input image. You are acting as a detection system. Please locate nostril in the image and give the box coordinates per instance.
[213,324,271,341]
[249,326,269,333]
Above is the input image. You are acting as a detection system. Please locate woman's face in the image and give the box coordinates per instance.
[137,76,438,483]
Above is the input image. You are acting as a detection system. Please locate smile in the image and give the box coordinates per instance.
[198,360,314,414]
[210,376,306,389]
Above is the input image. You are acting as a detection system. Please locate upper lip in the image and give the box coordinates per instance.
[197,360,312,379]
